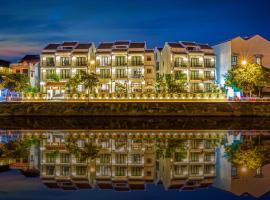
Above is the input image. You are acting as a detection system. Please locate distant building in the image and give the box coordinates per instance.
[40,42,95,98]
[154,47,163,79]
[10,55,40,88]
[0,59,11,74]
[95,41,156,93]
[160,42,216,92]
[213,35,270,88]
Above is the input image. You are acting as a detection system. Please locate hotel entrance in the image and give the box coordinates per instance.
[45,82,66,99]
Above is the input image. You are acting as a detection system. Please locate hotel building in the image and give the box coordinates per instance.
[95,41,155,93]
[40,42,95,97]
[213,35,270,89]
[161,42,216,92]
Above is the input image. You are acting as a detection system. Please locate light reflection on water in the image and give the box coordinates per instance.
[0,117,270,200]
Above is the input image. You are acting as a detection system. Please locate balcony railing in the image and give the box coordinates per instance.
[204,64,215,68]
[128,74,143,79]
[190,64,204,68]
[190,76,204,81]
[114,63,127,66]
[174,62,188,68]
[129,62,144,66]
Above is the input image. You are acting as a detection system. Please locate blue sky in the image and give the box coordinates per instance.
[1,170,269,200]
[1,0,270,62]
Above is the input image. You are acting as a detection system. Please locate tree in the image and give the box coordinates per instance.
[0,73,29,93]
[115,83,127,94]
[225,140,265,170]
[155,74,166,93]
[66,73,81,94]
[80,71,99,99]
[225,63,266,96]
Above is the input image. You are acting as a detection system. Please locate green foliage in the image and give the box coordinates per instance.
[66,74,81,93]
[225,63,266,96]
[0,73,29,92]
[48,74,60,82]
[155,74,166,93]
[24,86,37,93]
[225,140,267,170]
[80,71,99,94]
[115,83,127,94]
[65,138,99,161]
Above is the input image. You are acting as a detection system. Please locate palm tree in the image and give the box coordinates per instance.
[80,71,99,101]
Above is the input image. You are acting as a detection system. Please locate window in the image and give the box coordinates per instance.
[60,69,71,79]
[190,58,200,67]
[61,166,70,176]
[46,153,56,163]
[115,56,126,66]
[100,69,111,78]
[190,153,200,162]
[100,154,110,164]
[116,69,126,78]
[76,57,87,66]
[175,71,187,80]
[256,57,262,65]
[174,165,186,175]
[147,69,152,74]
[46,166,55,175]
[45,57,54,66]
[131,167,142,176]
[147,158,152,164]
[100,166,110,176]
[132,154,142,164]
[190,71,199,80]
[204,152,213,162]
[22,69,28,76]
[60,153,70,163]
[76,166,87,176]
[61,57,70,66]
[131,69,142,78]
[204,58,212,68]
[174,57,183,67]
[101,56,110,66]
[204,165,213,174]
[116,154,126,164]
[256,167,262,177]
[45,69,56,79]
[115,166,126,176]
[204,83,211,92]
[232,55,237,65]
[146,56,152,61]
[204,71,211,80]
[131,56,143,66]
[191,83,200,92]
[190,165,200,175]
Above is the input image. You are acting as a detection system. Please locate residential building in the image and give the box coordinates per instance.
[40,42,95,98]
[161,42,216,92]
[95,41,155,93]
[154,47,163,79]
[159,138,217,190]
[10,55,40,88]
[213,35,270,88]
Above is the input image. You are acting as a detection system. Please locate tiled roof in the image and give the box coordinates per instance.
[167,42,184,48]
[75,43,92,49]
[44,44,61,50]
[97,43,114,49]
[198,44,213,50]
[181,41,197,46]
[114,41,130,45]
[145,49,154,53]
[19,55,40,63]
[62,42,78,46]
[112,48,127,52]
[129,42,145,48]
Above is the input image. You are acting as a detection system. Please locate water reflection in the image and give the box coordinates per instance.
[1,130,269,198]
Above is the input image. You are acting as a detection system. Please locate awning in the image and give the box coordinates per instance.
[45,82,66,87]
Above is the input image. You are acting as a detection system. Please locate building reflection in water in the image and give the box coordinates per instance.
[0,130,269,197]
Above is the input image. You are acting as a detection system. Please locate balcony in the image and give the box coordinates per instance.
[190,64,204,68]
[190,76,204,81]
[129,62,144,66]
[43,62,55,67]
[128,74,143,79]
[113,74,128,79]
[203,77,215,81]
[204,64,215,68]
[174,62,188,68]
[113,63,127,67]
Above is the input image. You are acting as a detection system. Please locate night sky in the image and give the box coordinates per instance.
[1,0,270,61]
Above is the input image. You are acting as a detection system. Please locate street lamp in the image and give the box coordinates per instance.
[241,60,247,65]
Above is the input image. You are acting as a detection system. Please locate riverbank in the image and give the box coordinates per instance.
[0,101,270,116]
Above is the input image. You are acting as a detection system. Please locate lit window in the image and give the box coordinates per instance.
[256,57,262,65]
[232,56,237,65]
